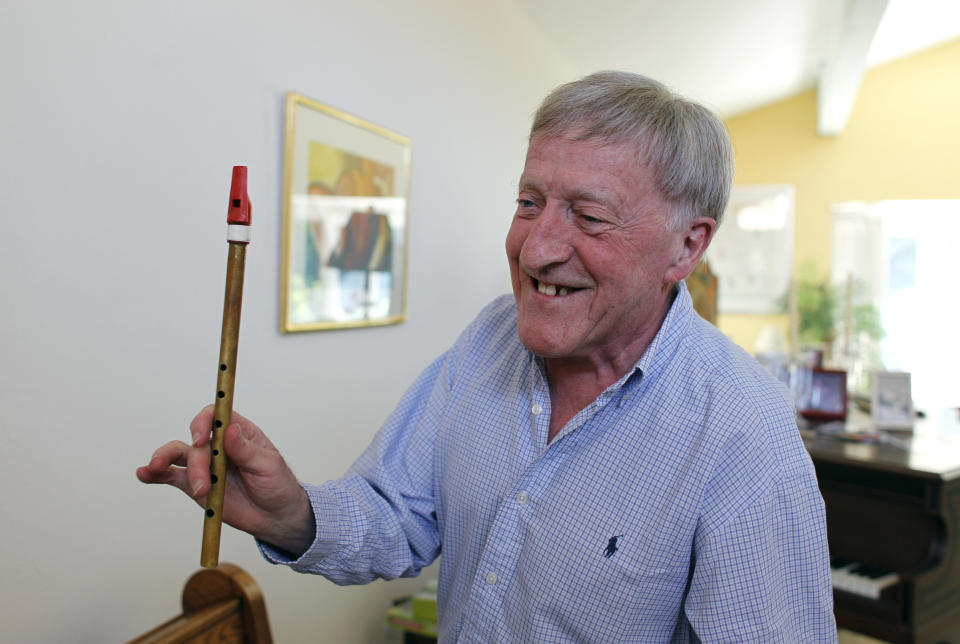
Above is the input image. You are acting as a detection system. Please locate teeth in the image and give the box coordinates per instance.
[537,281,570,296]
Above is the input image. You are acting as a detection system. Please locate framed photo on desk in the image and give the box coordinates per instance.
[872,371,913,430]
[797,368,848,421]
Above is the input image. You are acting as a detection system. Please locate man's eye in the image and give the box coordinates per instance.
[516,199,536,209]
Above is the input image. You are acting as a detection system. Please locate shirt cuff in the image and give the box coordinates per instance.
[257,481,341,569]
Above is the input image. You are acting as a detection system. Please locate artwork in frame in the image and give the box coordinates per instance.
[796,367,848,422]
[872,371,914,430]
[704,184,795,314]
[281,92,412,332]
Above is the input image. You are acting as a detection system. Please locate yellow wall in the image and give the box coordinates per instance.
[718,38,960,351]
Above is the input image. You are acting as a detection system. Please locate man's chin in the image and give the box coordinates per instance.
[516,324,571,359]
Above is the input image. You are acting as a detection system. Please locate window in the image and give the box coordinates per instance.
[831,200,960,413]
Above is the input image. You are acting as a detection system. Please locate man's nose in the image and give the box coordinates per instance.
[519,201,574,270]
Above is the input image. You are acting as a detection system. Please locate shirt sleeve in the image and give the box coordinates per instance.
[257,348,457,585]
[681,454,837,642]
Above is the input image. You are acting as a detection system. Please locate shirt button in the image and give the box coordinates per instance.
[531,403,543,415]
[485,572,498,585]
[516,491,529,504]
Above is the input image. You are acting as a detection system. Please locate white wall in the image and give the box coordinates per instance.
[0,2,575,641]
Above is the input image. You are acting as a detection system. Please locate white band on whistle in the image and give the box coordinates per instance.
[227,224,251,243]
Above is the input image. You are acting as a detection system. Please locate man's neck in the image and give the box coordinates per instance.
[541,285,678,442]
[543,356,634,442]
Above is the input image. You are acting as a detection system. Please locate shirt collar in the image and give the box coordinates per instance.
[632,280,694,379]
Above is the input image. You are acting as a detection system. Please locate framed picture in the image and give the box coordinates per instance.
[872,371,913,430]
[281,92,412,332]
[704,184,794,314]
[796,367,848,421]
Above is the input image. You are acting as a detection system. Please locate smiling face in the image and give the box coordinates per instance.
[506,134,714,373]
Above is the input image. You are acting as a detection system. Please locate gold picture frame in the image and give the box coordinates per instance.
[280,92,412,332]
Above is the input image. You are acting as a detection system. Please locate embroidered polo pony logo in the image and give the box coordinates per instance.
[604,535,624,558]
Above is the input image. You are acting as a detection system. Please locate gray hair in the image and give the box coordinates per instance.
[530,71,734,229]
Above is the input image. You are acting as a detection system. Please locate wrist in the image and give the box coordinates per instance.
[257,488,316,558]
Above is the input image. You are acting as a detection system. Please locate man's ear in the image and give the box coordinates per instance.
[664,217,717,283]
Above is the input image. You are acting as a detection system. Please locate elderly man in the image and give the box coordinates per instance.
[139,71,836,642]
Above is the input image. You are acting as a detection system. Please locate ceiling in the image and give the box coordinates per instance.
[513,0,960,126]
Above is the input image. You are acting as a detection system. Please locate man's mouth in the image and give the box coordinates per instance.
[534,279,576,297]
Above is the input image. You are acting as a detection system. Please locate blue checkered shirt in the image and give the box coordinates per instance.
[262,282,837,642]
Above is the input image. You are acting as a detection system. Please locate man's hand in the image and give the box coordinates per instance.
[136,406,316,557]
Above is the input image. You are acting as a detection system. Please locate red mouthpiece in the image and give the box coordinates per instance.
[227,166,251,225]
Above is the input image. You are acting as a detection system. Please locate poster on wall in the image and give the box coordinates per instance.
[705,184,795,314]
[281,92,412,332]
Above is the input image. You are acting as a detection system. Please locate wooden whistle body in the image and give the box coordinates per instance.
[201,242,246,568]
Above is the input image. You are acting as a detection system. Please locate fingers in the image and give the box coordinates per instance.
[186,445,212,498]
[140,408,271,487]
[139,440,191,475]
[136,460,185,488]
[189,406,267,448]
[136,439,210,500]
[137,409,307,544]
[189,405,215,446]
